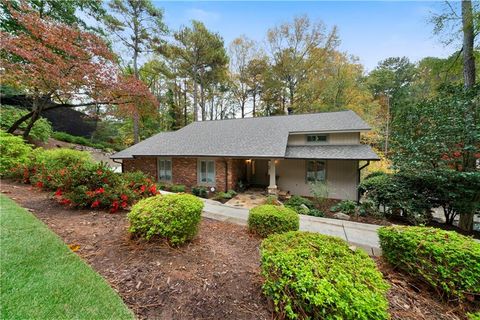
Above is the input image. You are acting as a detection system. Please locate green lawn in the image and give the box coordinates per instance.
[0,195,134,320]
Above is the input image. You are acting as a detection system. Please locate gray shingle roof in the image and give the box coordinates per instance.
[285,145,380,160]
[112,110,376,160]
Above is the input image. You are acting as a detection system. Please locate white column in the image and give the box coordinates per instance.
[268,159,277,194]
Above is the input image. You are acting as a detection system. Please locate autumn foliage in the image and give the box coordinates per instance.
[0,0,157,130]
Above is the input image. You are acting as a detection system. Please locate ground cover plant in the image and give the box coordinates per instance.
[52,131,117,151]
[330,200,357,215]
[248,204,299,237]
[128,194,204,245]
[261,231,390,319]
[0,132,32,176]
[0,195,133,320]
[379,226,480,301]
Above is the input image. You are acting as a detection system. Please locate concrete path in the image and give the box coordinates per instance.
[200,198,382,255]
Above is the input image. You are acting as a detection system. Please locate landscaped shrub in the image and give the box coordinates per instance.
[0,106,52,142]
[284,195,314,214]
[248,205,299,237]
[330,200,357,215]
[378,226,480,300]
[307,208,325,217]
[170,184,186,193]
[468,312,480,320]
[213,189,237,201]
[128,194,204,245]
[191,186,207,198]
[0,132,32,176]
[261,231,390,319]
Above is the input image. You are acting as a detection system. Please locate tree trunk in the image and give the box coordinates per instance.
[184,80,188,126]
[462,0,476,88]
[7,111,34,134]
[458,0,477,232]
[22,97,41,139]
[252,92,256,117]
[193,66,198,122]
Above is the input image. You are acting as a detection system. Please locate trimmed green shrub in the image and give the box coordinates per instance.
[468,312,480,320]
[34,148,93,170]
[261,231,390,320]
[248,205,299,237]
[330,200,357,215]
[0,132,32,176]
[284,195,314,214]
[378,226,480,300]
[170,184,186,193]
[191,186,207,198]
[128,194,204,245]
[0,106,52,142]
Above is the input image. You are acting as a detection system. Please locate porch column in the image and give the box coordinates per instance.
[268,159,278,194]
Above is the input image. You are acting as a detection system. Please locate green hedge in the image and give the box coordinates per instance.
[378,226,480,300]
[248,205,299,237]
[261,231,390,319]
[128,194,204,246]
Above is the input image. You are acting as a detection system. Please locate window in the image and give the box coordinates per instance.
[306,160,326,182]
[157,158,172,181]
[198,160,215,185]
[306,134,327,143]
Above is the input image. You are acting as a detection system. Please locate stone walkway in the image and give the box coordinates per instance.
[201,198,382,255]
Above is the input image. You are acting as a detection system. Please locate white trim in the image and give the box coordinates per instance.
[197,159,216,186]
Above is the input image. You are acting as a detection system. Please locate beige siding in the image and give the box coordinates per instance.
[287,132,360,145]
[276,159,358,200]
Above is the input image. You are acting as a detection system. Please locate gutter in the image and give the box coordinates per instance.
[357,161,370,203]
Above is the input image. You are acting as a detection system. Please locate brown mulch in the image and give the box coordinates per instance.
[1,179,475,320]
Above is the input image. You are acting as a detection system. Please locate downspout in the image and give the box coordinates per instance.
[357,160,370,203]
[112,159,123,173]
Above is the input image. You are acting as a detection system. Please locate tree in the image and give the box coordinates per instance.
[104,0,167,143]
[266,15,339,112]
[169,21,228,121]
[430,1,479,230]
[245,56,269,117]
[229,36,257,118]
[391,85,480,231]
[0,1,157,139]
[1,0,105,33]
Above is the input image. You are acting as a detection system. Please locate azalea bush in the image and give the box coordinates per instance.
[128,194,204,245]
[248,205,299,237]
[261,231,390,319]
[6,145,158,213]
[379,226,480,301]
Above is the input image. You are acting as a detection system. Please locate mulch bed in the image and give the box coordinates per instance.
[0,179,474,320]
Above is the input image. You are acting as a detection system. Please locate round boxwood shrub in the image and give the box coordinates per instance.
[261,231,390,320]
[128,194,204,246]
[248,204,299,237]
[378,226,480,300]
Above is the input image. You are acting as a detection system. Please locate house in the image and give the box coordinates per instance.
[111,110,379,201]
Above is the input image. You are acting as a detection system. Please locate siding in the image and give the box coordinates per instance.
[287,132,360,145]
[276,159,358,200]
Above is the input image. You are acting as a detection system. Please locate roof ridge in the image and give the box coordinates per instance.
[191,110,355,124]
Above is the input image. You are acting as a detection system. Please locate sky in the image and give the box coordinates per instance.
[156,1,455,72]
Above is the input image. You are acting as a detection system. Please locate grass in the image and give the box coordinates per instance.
[0,195,134,320]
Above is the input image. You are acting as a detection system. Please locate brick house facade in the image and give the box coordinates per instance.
[123,157,246,192]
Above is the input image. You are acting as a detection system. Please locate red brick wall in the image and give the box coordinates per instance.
[122,157,157,179]
[172,158,197,189]
[122,157,247,192]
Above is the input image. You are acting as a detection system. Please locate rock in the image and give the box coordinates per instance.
[333,212,351,220]
[299,204,310,211]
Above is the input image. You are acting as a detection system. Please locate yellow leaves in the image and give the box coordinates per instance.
[68,244,80,252]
